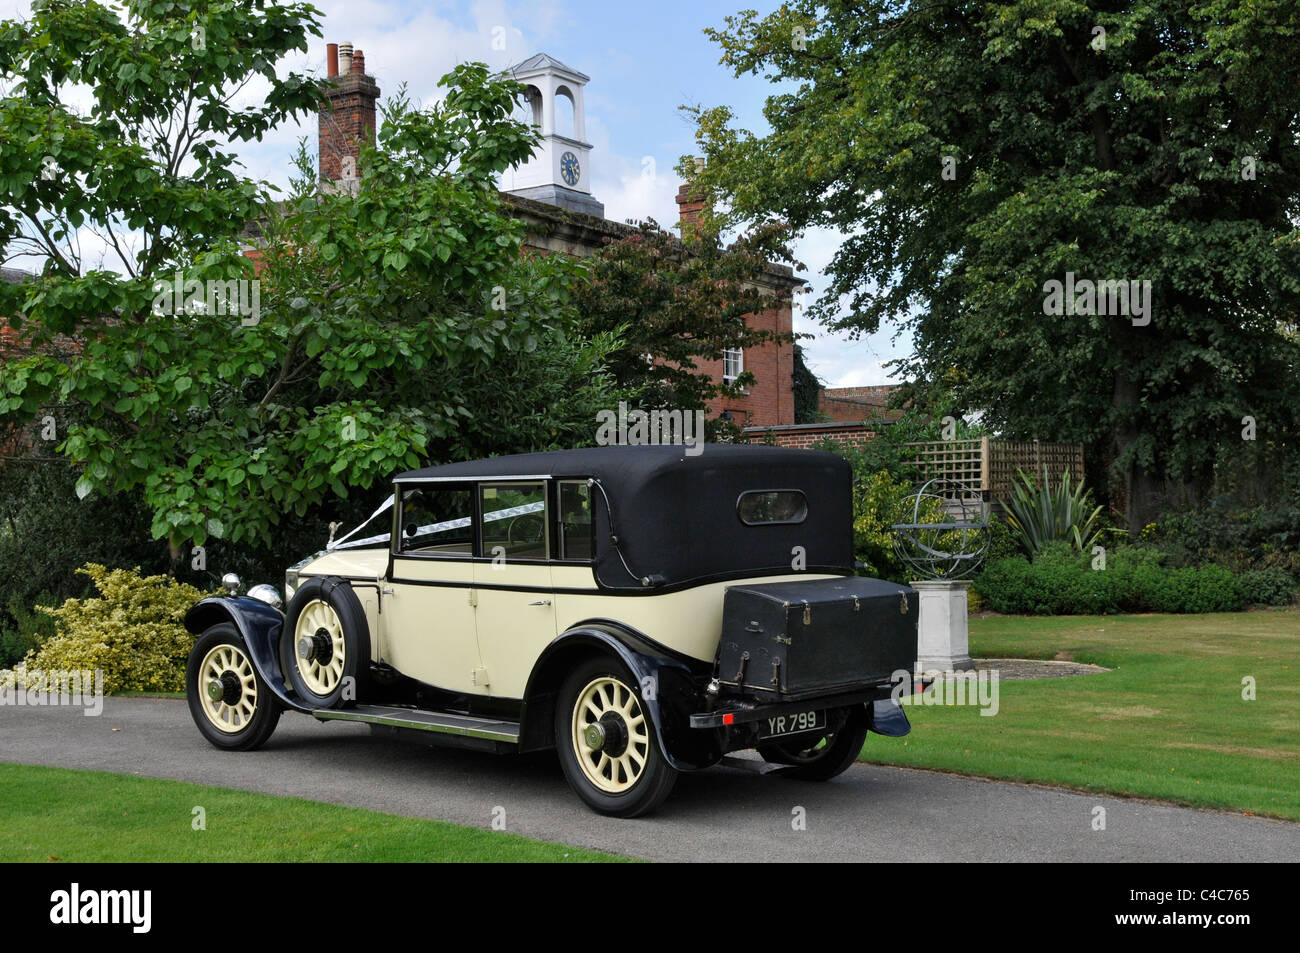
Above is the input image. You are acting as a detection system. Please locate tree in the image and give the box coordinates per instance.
[1,2,619,555]
[572,217,798,412]
[686,0,1300,530]
[0,0,324,322]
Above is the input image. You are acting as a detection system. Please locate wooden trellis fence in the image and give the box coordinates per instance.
[904,437,1084,501]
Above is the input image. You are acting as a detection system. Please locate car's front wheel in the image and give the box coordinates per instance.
[186,625,281,751]
[555,656,678,817]
[757,704,869,781]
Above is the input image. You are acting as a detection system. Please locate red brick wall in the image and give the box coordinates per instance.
[746,423,880,450]
[818,385,904,423]
[702,305,795,427]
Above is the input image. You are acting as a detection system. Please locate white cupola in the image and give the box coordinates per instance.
[501,53,604,218]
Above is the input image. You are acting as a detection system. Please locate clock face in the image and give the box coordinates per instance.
[560,151,581,186]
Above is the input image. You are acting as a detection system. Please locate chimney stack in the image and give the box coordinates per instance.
[318,40,380,185]
[675,157,707,237]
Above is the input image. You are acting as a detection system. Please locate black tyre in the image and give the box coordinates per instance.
[757,704,869,781]
[555,656,678,818]
[282,576,371,709]
[186,624,281,751]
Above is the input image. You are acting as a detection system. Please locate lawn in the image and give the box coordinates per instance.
[860,611,1300,821]
[0,763,631,862]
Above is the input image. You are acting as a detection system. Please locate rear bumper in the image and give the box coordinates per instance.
[690,681,922,739]
[689,689,877,729]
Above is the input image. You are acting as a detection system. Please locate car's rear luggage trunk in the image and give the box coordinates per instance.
[718,576,917,701]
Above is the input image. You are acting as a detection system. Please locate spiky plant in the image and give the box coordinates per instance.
[1003,468,1102,558]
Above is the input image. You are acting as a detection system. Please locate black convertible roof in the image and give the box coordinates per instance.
[395,443,844,484]
[397,445,855,589]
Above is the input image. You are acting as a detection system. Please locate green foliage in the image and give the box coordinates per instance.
[985,511,1023,563]
[851,469,913,581]
[0,463,170,641]
[20,564,208,693]
[0,0,324,328]
[850,469,952,582]
[792,343,824,423]
[572,217,796,412]
[1,58,622,550]
[1002,468,1102,557]
[687,0,1300,529]
[813,395,984,485]
[974,546,1247,615]
[1147,500,1300,579]
[1237,568,1297,606]
[0,592,57,669]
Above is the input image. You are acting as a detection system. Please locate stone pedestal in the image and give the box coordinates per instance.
[911,579,975,673]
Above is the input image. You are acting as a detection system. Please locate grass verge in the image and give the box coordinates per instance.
[0,763,633,862]
[861,611,1299,821]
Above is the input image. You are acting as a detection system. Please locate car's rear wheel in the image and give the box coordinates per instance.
[555,656,678,817]
[757,704,869,781]
[282,577,370,709]
[186,625,281,751]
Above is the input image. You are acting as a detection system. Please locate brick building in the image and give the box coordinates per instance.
[315,44,799,427]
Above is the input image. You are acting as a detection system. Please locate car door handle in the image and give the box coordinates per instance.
[528,600,552,607]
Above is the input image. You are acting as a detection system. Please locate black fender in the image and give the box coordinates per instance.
[519,623,720,771]
[868,697,912,736]
[184,596,309,713]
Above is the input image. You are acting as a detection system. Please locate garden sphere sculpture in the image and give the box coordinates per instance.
[891,478,990,580]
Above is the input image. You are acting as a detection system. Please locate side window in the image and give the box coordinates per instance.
[558,480,593,560]
[398,486,473,555]
[480,482,548,561]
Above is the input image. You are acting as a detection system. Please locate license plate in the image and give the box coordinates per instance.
[759,709,824,739]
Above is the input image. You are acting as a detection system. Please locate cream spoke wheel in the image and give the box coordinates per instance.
[198,642,260,734]
[571,675,651,794]
[294,599,347,697]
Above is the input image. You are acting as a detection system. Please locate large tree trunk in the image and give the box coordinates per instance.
[1111,369,1163,532]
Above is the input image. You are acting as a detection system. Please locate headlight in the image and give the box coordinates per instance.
[247,584,284,611]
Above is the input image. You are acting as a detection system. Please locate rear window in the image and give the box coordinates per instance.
[737,490,808,526]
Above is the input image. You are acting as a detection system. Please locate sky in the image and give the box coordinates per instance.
[0,0,910,388]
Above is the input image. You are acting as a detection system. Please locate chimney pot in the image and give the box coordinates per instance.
[352,49,365,75]
[326,43,338,77]
[338,41,353,74]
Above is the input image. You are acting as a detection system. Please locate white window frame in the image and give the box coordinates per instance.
[722,346,744,384]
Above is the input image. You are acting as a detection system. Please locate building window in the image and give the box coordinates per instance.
[722,347,743,384]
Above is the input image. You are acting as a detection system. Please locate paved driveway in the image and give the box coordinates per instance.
[2,698,1295,862]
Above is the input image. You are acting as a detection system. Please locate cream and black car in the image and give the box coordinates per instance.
[183,444,918,817]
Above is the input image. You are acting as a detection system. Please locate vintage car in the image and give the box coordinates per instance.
[183,444,918,817]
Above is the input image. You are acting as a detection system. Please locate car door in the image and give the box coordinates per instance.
[471,480,557,698]
[383,482,485,694]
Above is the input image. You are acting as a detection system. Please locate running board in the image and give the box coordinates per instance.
[313,704,521,745]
